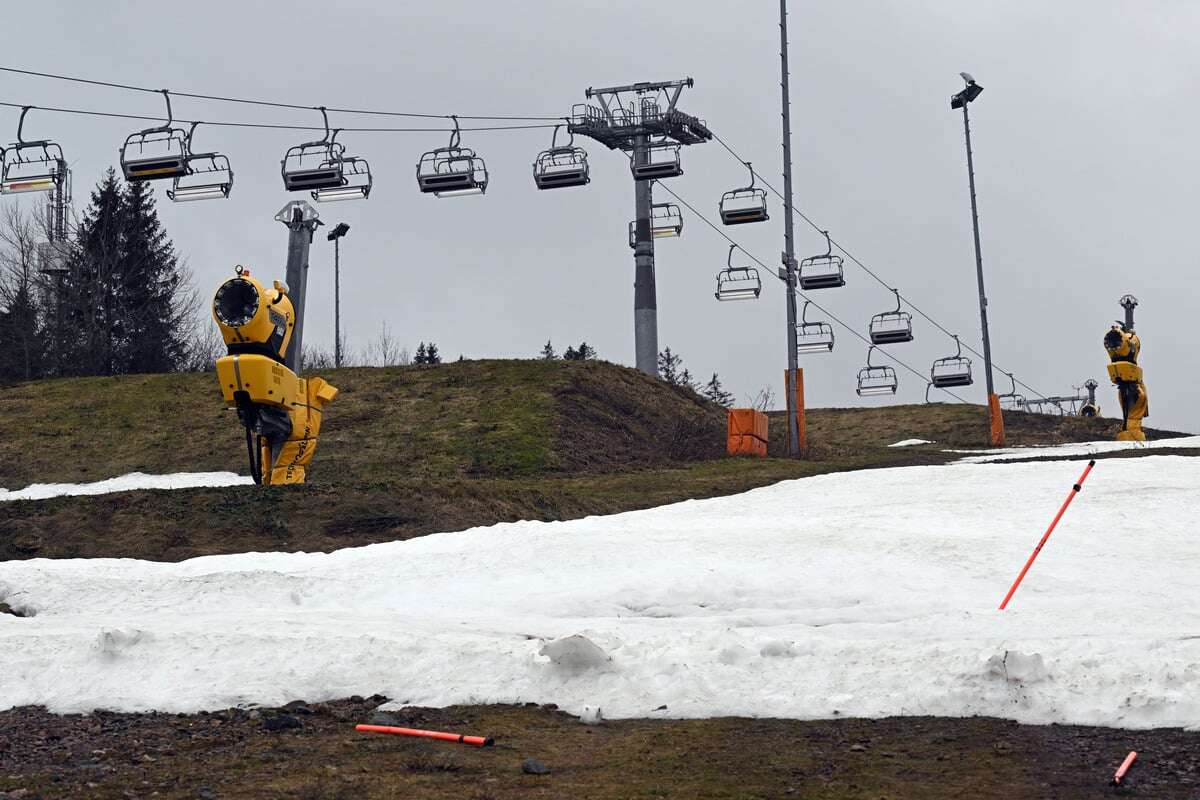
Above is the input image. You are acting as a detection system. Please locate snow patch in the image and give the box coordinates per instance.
[889,438,934,448]
[0,471,253,502]
[949,435,1200,463]
[1,456,1198,729]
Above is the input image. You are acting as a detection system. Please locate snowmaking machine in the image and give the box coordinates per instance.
[212,265,337,484]
[1103,295,1147,441]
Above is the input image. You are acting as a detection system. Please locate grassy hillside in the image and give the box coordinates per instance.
[0,359,1189,562]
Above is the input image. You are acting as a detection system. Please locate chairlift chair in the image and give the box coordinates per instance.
[798,230,845,290]
[312,153,371,202]
[165,123,234,202]
[281,108,347,192]
[795,301,834,353]
[719,161,769,225]
[417,117,489,197]
[1,106,67,195]
[857,346,899,396]
[628,202,683,247]
[630,140,682,181]
[119,91,192,182]
[714,245,762,301]
[997,372,1026,411]
[533,125,590,190]
[929,335,973,388]
[869,289,914,344]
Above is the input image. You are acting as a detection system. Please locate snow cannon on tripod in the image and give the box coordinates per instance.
[212,265,337,484]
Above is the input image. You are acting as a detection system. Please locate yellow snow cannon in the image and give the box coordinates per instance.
[212,265,337,484]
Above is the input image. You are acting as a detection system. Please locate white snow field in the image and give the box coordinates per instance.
[0,471,252,502]
[949,434,1200,463]
[1,455,1198,730]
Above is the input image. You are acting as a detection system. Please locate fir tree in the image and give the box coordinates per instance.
[657,346,682,385]
[562,345,578,360]
[576,341,595,361]
[415,342,428,364]
[425,342,441,364]
[702,373,735,407]
[0,283,41,382]
[540,340,557,360]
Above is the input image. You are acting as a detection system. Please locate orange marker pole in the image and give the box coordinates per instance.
[355,723,494,747]
[999,460,1096,610]
[1111,750,1138,785]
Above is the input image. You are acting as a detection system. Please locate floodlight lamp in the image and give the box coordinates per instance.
[327,222,350,241]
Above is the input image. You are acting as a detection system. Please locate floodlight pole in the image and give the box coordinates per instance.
[779,0,800,457]
[276,201,322,373]
[632,137,659,374]
[333,236,341,368]
[954,76,1004,446]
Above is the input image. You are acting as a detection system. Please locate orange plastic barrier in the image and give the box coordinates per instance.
[727,409,768,457]
[355,723,494,747]
[988,393,1006,447]
[1111,751,1137,785]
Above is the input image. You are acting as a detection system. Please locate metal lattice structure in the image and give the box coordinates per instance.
[569,79,711,376]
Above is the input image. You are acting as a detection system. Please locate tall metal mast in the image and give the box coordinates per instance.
[779,0,800,456]
[570,79,711,376]
[275,200,323,373]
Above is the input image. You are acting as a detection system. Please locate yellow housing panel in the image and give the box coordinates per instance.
[215,353,301,409]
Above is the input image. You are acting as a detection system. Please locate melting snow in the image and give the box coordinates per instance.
[0,472,253,502]
[949,435,1200,463]
[888,439,934,448]
[1,456,1198,729]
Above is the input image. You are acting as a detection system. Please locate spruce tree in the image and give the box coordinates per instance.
[540,340,557,360]
[576,341,595,361]
[425,342,441,364]
[415,342,428,364]
[562,345,578,360]
[0,283,41,382]
[702,373,734,407]
[657,346,682,385]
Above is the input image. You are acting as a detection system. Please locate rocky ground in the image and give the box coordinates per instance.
[1,699,1197,799]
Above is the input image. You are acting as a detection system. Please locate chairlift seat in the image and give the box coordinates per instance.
[796,322,835,353]
[857,366,899,396]
[313,156,371,202]
[417,148,489,196]
[121,128,192,182]
[798,255,845,290]
[715,267,761,301]
[630,143,682,182]
[168,153,234,202]
[719,188,769,225]
[628,203,683,247]
[869,311,914,344]
[930,356,973,388]
[1,144,65,195]
[533,147,590,190]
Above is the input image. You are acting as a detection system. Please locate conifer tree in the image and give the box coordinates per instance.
[702,373,735,407]
[540,340,557,360]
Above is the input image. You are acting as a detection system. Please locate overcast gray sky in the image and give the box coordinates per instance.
[6,1,1196,432]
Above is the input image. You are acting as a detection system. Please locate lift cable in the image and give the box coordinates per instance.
[0,100,558,134]
[0,65,562,122]
[654,179,969,404]
[710,131,1050,403]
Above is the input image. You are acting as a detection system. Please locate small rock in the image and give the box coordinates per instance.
[284,700,313,715]
[248,710,260,720]
[521,757,551,775]
[369,711,401,727]
[850,743,867,752]
[196,787,218,800]
[263,714,302,732]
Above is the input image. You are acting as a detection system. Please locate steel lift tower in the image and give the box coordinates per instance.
[570,79,711,376]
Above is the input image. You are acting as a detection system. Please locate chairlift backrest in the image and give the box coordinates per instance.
[630,141,682,181]
[628,202,683,248]
[168,152,234,202]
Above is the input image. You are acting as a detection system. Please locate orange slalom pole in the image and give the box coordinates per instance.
[1111,750,1138,785]
[355,723,494,747]
[999,459,1096,610]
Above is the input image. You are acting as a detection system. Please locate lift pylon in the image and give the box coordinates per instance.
[569,78,711,376]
